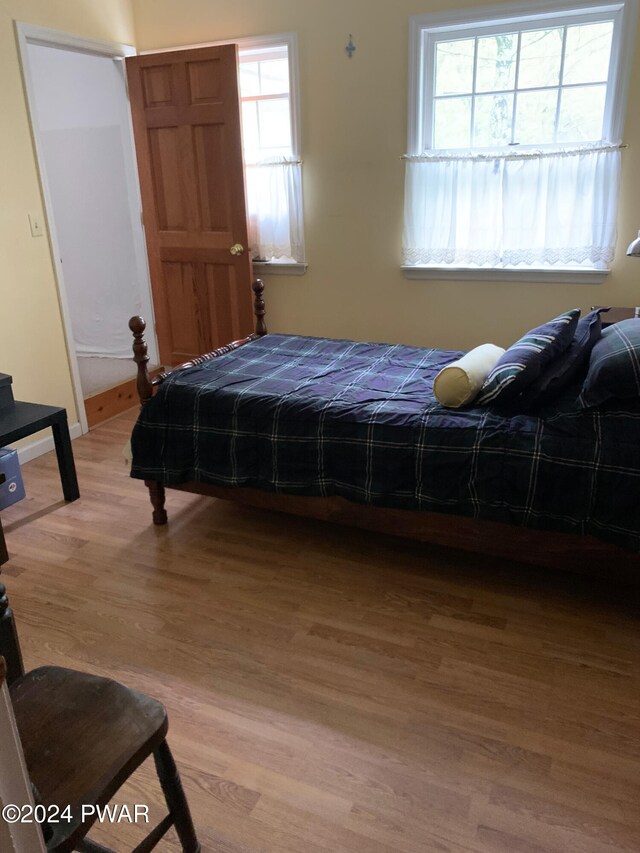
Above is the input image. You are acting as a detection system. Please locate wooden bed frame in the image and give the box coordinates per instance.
[130,280,639,582]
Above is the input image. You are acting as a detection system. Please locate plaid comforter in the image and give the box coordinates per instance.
[131,334,640,551]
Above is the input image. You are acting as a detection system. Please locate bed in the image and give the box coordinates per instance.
[129,281,640,580]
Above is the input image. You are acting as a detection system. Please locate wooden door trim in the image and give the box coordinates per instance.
[85,368,164,429]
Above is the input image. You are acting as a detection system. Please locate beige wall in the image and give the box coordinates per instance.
[133,0,640,350]
[0,0,135,427]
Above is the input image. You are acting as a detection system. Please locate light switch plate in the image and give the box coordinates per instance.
[28,212,44,237]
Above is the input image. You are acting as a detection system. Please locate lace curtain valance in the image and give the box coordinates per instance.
[402,143,621,269]
[245,156,305,263]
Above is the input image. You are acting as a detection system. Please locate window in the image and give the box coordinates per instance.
[240,46,293,160]
[430,23,615,149]
[403,0,637,276]
[237,35,305,267]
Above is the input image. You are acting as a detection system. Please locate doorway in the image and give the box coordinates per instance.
[17,24,160,430]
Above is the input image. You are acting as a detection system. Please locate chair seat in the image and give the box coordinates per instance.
[10,666,168,851]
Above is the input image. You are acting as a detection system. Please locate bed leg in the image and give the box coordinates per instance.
[146,480,168,525]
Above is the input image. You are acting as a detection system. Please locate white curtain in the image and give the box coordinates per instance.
[245,156,305,262]
[402,143,621,269]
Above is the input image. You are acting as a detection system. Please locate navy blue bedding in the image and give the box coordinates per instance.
[131,334,640,551]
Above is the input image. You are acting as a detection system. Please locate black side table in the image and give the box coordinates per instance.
[0,375,80,569]
[0,381,77,682]
[0,402,80,504]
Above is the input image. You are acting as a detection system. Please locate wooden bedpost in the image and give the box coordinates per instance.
[252,279,267,336]
[129,316,168,525]
[129,316,154,405]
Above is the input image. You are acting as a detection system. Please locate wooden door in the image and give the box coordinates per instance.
[126,46,254,365]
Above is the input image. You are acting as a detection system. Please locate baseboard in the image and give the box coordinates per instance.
[85,367,163,429]
[10,422,83,465]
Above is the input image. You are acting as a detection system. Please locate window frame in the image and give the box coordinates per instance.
[213,34,306,272]
[407,0,638,157]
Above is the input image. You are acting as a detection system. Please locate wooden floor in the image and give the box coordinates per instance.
[2,409,640,852]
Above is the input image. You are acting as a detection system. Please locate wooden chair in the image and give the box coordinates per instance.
[0,582,200,853]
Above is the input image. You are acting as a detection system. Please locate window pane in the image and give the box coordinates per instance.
[258,97,292,150]
[518,28,563,89]
[473,93,514,146]
[239,61,260,97]
[241,101,260,156]
[557,84,606,141]
[435,39,475,95]
[433,96,471,148]
[476,33,517,92]
[563,23,613,85]
[259,58,290,95]
[514,89,558,143]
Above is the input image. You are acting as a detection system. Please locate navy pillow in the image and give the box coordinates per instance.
[580,318,640,407]
[477,309,580,406]
[520,308,604,409]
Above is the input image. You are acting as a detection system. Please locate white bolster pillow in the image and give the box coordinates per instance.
[434,344,505,408]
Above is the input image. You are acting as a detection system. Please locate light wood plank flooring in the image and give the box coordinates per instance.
[1,409,639,852]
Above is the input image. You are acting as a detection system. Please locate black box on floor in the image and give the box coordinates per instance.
[0,374,14,410]
[0,448,25,509]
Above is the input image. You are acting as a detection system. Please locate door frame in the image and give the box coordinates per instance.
[15,22,158,434]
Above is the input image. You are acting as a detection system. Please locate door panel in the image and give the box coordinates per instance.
[160,260,253,365]
[204,262,252,342]
[148,128,184,229]
[162,262,197,359]
[194,124,230,231]
[141,65,173,107]
[187,57,223,103]
[126,45,253,365]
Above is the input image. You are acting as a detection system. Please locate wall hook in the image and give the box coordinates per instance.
[346,34,356,59]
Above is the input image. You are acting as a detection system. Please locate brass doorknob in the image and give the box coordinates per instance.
[230,243,244,256]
